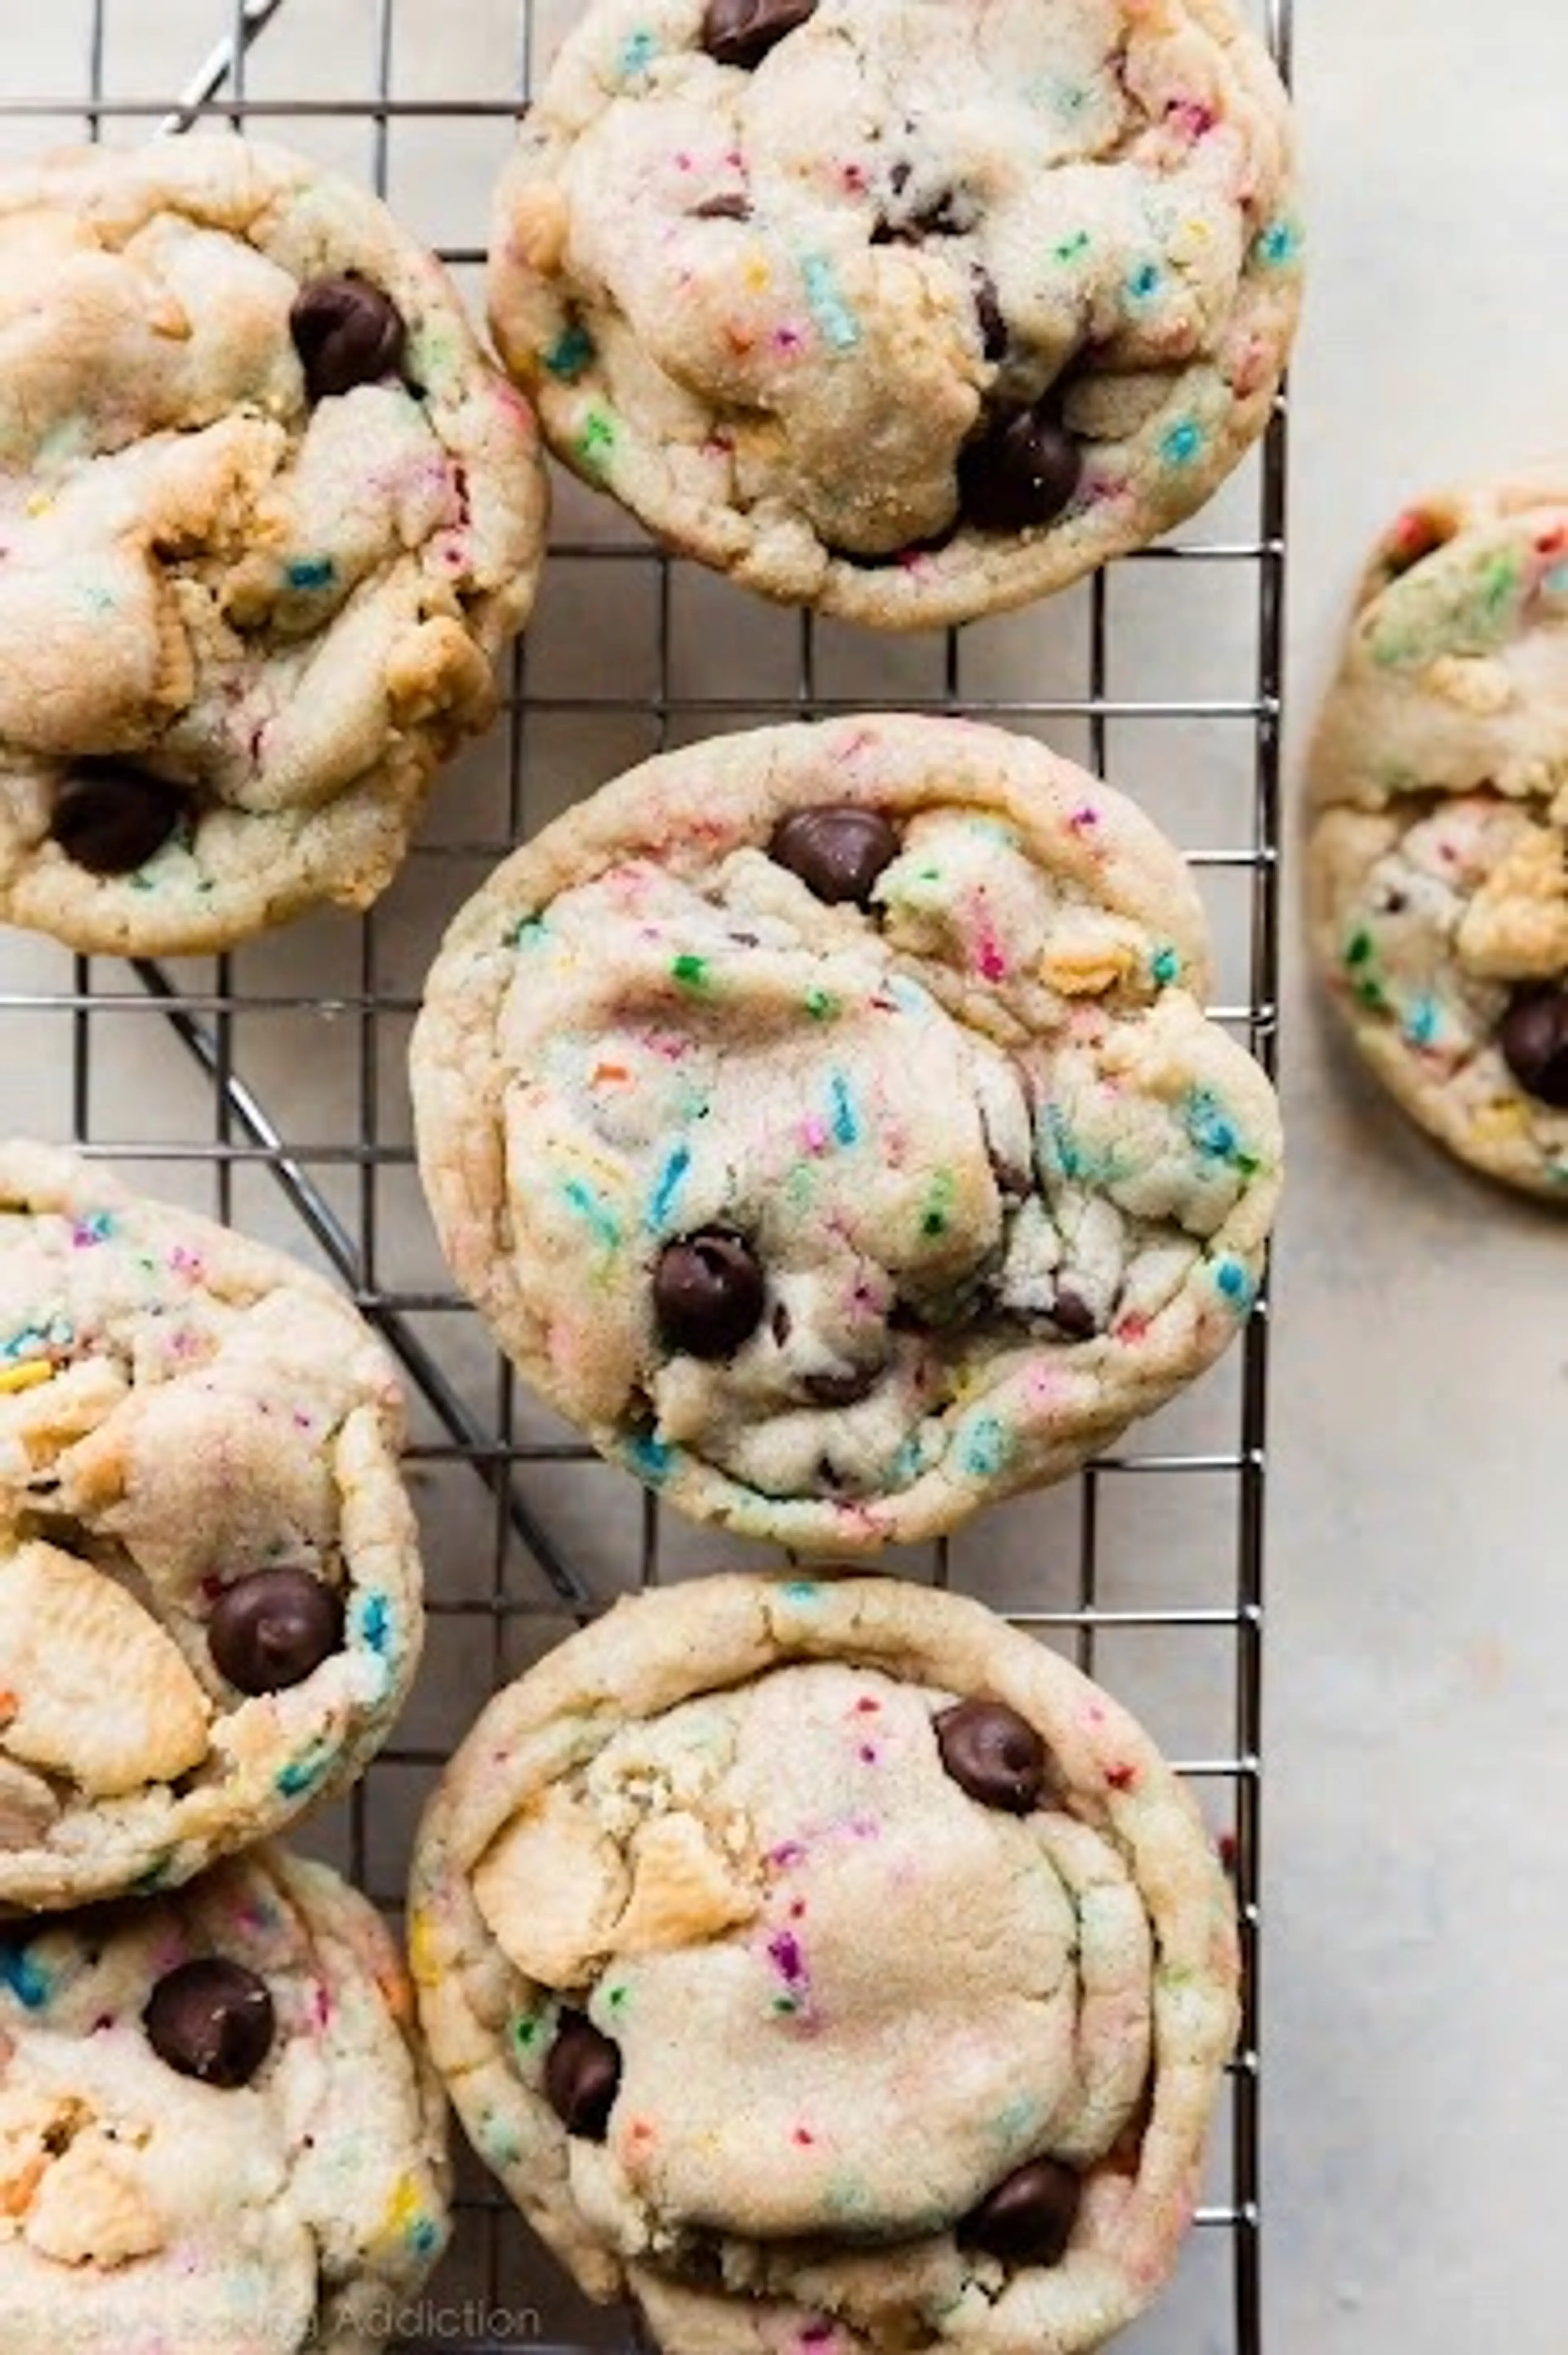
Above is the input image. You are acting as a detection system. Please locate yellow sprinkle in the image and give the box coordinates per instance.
[24,493,51,519]
[1474,1101,1530,1141]
[407,1907,440,1987]
[742,250,771,294]
[0,1362,53,1396]
[382,2172,426,2239]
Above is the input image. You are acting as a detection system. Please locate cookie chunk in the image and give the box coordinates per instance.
[0,1844,448,2351]
[411,715,1282,1552]
[410,1572,1238,2355]
[0,1141,423,1909]
[489,0,1300,627]
[1307,474,1568,1201]
[0,136,547,955]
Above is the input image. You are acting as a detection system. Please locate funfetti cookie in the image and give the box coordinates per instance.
[410,1572,1239,2355]
[0,1141,423,1910]
[0,135,547,956]
[1308,473,1568,1201]
[0,1844,448,2352]
[411,714,1282,1554]
[488,0,1300,629]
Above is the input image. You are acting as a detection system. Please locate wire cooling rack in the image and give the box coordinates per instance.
[0,3,1290,2349]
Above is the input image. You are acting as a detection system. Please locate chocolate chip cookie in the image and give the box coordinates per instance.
[0,136,547,955]
[0,1844,448,2350]
[410,1572,1238,2355]
[0,1140,423,1909]
[489,0,1300,627]
[1307,473,1568,1200]
[411,715,1282,1552]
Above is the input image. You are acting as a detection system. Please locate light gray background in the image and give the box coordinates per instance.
[0,6,1562,2352]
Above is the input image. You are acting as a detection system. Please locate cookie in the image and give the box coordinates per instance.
[410,1571,1238,2355]
[488,0,1300,628]
[0,1140,423,1909]
[0,135,547,956]
[411,714,1282,1553]
[1307,474,1568,1200]
[0,1843,448,2351]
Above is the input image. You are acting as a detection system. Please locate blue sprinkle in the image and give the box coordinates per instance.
[962,1416,1010,1479]
[357,1592,393,1657]
[1162,419,1204,467]
[1127,260,1161,300]
[781,1579,822,1602]
[409,2217,441,2257]
[1042,1103,1082,1182]
[1185,1087,1237,1162]
[285,556,335,591]
[1215,1258,1253,1308]
[618,27,657,76]
[1254,216,1302,268]
[647,1144,692,1233]
[0,1942,51,2009]
[544,321,595,380]
[563,1178,621,1251]
[1544,563,1568,599]
[829,1074,858,1147]
[1152,946,1181,986]
[628,1432,673,1483]
[276,1744,333,1799]
[1404,995,1441,1049]
[800,255,860,352]
[75,1209,115,1244]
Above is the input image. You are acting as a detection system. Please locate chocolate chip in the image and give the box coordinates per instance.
[1499,986,1568,1107]
[290,275,407,401]
[802,1365,881,1407]
[1050,1288,1099,1341]
[207,1567,344,1695]
[959,2157,1081,2266]
[693,193,753,221]
[958,407,1083,534]
[973,269,1009,363]
[700,0,816,68]
[545,2011,620,2139]
[143,1958,274,2088]
[655,1232,765,1358]
[49,763,184,876]
[770,806,899,906]
[771,1301,793,1346]
[934,1697,1047,1813]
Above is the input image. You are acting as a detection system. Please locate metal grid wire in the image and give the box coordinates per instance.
[0,2,1290,2348]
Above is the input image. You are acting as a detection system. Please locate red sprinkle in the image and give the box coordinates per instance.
[1106,1762,1138,1792]
[792,2127,815,2146]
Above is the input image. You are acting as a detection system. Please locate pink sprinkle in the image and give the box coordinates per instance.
[841,163,867,192]
[976,933,1008,982]
[773,325,804,353]
[800,2325,835,2348]
[768,1839,807,1868]
[91,2013,115,2034]
[789,1897,807,1920]
[801,1116,829,1154]
[1167,97,1216,138]
[168,1244,203,1276]
[1114,1312,1150,1343]
[1069,804,1100,832]
[313,1985,332,2027]
[675,149,693,169]
[858,1744,878,1764]
[292,1410,313,1431]
[792,2126,815,2146]
[853,1695,880,1714]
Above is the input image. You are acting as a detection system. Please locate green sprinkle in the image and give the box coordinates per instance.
[771,1994,797,2015]
[510,2012,541,2054]
[1345,931,1374,968]
[920,1171,956,1238]
[606,1985,630,2011]
[804,988,840,1021]
[511,915,548,948]
[1053,229,1091,263]
[577,410,616,471]
[672,952,710,990]
[1354,977,1391,1014]
[1152,945,1181,986]
[618,27,657,75]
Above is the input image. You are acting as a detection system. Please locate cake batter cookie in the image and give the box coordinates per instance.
[410,1572,1238,2355]
[0,1843,449,2351]
[489,0,1300,628]
[0,135,547,956]
[411,714,1282,1553]
[0,1140,424,1909]
[1308,474,1568,1200]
